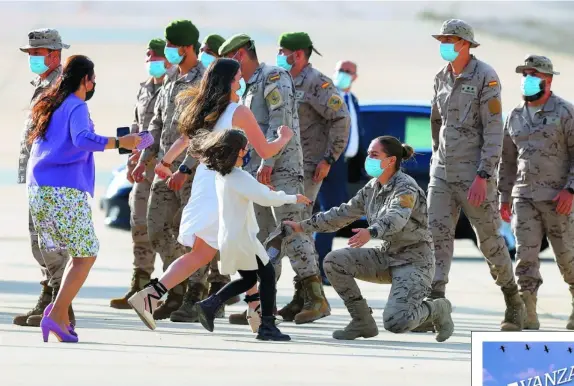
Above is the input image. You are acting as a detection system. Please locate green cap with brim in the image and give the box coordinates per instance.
[278,32,322,56]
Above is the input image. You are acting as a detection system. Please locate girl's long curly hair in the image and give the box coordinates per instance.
[177,58,240,139]
[28,55,95,144]
[189,129,247,176]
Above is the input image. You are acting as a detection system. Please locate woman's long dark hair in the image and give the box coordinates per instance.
[189,129,248,176]
[28,55,95,144]
[178,58,240,138]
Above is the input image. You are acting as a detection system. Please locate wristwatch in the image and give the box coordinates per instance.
[114,138,120,149]
[477,170,491,180]
[178,164,193,175]
[367,227,378,239]
[323,155,336,165]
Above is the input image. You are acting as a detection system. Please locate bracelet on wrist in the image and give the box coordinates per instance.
[160,159,172,168]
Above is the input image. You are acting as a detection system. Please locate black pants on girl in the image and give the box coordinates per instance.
[214,256,276,316]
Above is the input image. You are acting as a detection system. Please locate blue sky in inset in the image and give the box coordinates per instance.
[483,342,574,385]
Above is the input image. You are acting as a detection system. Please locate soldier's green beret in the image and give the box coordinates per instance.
[219,33,253,56]
[147,38,166,57]
[279,32,322,56]
[202,34,225,54]
[165,20,199,47]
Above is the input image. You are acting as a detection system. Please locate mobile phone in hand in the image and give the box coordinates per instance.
[116,127,131,154]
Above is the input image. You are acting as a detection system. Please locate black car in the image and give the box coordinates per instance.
[100,100,549,257]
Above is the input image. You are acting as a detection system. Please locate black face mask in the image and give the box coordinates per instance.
[85,82,96,101]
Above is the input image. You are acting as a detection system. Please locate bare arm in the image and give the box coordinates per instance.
[233,105,290,159]
[161,135,190,164]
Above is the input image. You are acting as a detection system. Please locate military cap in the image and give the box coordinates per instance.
[165,20,199,47]
[147,38,166,57]
[20,28,70,52]
[202,34,225,54]
[219,34,253,56]
[279,32,322,56]
[515,54,559,75]
[432,19,479,48]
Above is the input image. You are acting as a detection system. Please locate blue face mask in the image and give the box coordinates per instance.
[276,54,292,71]
[333,71,352,90]
[164,46,183,65]
[199,52,216,68]
[440,43,459,62]
[241,149,251,167]
[236,78,246,97]
[364,156,385,178]
[521,75,543,97]
[29,55,49,75]
[147,61,167,78]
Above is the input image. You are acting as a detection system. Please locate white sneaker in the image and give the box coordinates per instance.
[128,279,167,331]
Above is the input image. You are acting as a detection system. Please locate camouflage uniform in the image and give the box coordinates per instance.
[300,171,454,342]
[219,34,329,325]
[14,28,74,328]
[109,78,162,309]
[293,63,350,218]
[139,63,207,319]
[421,19,524,332]
[498,55,574,330]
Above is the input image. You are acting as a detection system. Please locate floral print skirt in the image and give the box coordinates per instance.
[28,186,99,258]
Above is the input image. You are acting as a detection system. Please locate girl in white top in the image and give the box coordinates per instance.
[190,129,311,341]
[128,58,294,331]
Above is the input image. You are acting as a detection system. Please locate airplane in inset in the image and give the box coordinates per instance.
[525,344,531,351]
[544,345,550,353]
[568,347,572,354]
[500,345,506,353]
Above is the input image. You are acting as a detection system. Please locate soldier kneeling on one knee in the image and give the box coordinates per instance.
[284,136,455,342]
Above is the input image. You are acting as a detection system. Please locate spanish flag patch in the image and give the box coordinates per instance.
[269,74,280,82]
[321,82,330,89]
[488,80,498,87]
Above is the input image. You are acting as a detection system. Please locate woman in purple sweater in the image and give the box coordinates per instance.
[27,55,142,343]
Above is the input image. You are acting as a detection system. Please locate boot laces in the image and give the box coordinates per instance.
[143,279,167,312]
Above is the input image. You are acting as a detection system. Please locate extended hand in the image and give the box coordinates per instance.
[500,202,512,223]
[132,162,147,183]
[348,228,371,248]
[154,163,172,180]
[257,166,273,186]
[119,133,142,150]
[313,160,331,183]
[283,220,303,233]
[467,176,487,207]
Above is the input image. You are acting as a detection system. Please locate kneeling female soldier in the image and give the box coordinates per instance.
[285,136,454,342]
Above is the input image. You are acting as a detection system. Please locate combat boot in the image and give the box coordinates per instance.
[566,297,574,330]
[13,281,51,326]
[27,285,76,327]
[411,290,444,333]
[229,309,249,325]
[153,282,185,321]
[169,282,208,322]
[500,287,525,331]
[196,293,225,332]
[333,299,378,340]
[277,279,304,322]
[257,316,290,341]
[110,268,150,310]
[520,291,540,330]
[208,282,236,313]
[426,298,454,342]
[294,275,331,324]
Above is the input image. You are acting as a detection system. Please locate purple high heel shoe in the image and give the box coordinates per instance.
[43,303,77,338]
[41,316,78,343]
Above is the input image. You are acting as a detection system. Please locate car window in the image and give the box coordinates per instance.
[405,116,432,152]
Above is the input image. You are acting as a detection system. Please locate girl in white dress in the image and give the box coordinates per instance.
[189,129,311,341]
[128,58,294,331]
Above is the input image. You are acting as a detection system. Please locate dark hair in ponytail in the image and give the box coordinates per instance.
[375,135,415,171]
[28,55,95,144]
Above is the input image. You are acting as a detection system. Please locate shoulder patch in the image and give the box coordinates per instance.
[321,81,330,89]
[327,94,344,111]
[399,194,415,209]
[488,98,502,115]
[488,80,499,87]
[268,73,281,82]
[265,88,283,109]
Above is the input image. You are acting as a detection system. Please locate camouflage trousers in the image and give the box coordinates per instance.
[303,169,323,220]
[28,208,69,288]
[255,176,320,280]
[323,244,434,333]
[428,176,516,293]
[512,198,574,296]
[129,163,156,276]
